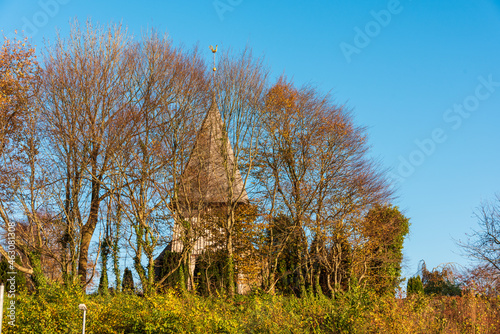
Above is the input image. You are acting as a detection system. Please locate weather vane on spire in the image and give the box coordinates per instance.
[209,45,218,77]
[209,45,218,101]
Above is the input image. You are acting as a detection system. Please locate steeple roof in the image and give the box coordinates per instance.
[178,97,248,205]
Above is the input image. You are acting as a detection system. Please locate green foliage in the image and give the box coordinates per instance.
[194,249,231,296]
[424,279,462,297]
[265,214,304,296]
[5,285,500,333]
[313,232,353,295]
[261,206,411,297]
[122,267,134,292]
[98,237,110,296]
[155,250,185,291]
[423,276,462,297]
[201,203,260,297]
[363,204,410,295]
[0,256,28,292]
[407,276,424,295]
[27,251,47,289]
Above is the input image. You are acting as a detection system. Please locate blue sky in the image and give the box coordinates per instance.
[1,0,499,279]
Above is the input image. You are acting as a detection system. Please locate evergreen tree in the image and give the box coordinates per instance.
[98,235,110,296]
[407,275,424,295]
[122,267,134,292]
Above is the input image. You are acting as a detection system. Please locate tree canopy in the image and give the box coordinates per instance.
[0,21,407,297]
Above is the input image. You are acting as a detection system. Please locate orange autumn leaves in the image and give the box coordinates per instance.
[0,36,39,149]
[265,81,298,115]
[264,79,354,147]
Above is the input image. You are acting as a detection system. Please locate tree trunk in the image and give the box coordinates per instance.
[314,266,323,296]
[227,229,235,297]
[326,273,334,295]
[297,258,306,297]
[296,225,306,296]
[179,258,187,292]
[205,267,212,296]
[78,177,100,287]
[147,252,155,295]
[222,207,235,297]
[268,271,276,294]
[78,225,95,287]
[113,204,122,293]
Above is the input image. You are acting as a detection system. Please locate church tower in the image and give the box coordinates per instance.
[156,46,249,292]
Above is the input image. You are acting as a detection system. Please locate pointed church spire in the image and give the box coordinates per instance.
[178,45,248,206]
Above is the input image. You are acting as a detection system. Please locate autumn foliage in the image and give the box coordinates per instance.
[0,36,38,150]
[0,23,407,298]
[1,20,499,334]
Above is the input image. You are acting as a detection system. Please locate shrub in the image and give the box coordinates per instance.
[3,285,500,333]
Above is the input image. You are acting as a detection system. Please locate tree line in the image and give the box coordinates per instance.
[407,196,500,298]
[0,21,412,297]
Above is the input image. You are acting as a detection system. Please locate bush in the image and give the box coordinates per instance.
[2,286,500,333]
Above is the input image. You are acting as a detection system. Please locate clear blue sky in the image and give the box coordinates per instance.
[1,0,499,279]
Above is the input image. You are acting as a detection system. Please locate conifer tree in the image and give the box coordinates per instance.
[122,267,134,292]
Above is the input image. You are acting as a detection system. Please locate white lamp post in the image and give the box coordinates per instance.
[78,304,87,334]
[0,284,4,334]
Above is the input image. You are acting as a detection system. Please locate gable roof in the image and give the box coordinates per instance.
[178,97,248,205]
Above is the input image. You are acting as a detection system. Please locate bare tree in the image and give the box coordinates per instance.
[459,195,500,284]
[211,48,268,296]
[114,32,208,294]
[41,21,137,287]
[0,104,54,284]
[458,264,499,297]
